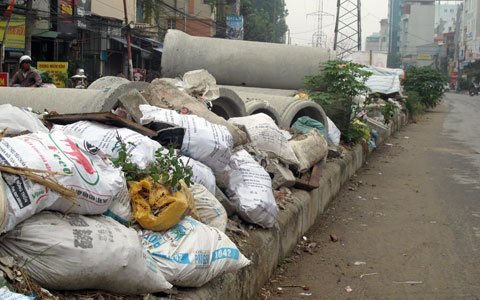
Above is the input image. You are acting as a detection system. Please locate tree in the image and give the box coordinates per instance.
[240,0,288,43]
[403,66,446,109]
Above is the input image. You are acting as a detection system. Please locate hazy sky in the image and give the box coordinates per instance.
[285,0,388,49]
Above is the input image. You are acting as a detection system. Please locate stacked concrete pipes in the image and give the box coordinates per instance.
[162,30,332,131]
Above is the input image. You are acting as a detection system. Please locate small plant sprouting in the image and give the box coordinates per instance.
[110,134,193,192]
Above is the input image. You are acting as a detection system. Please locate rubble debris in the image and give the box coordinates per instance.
[141,79,247,146]
[330,234,339,242]
[294,162,324,191]
[360,273,379,279]
[118,89,150,123]
[266,159,296,190]
[393,281,423,285]
[141,216,251,287]
[345,286,353,293]
[181,69,220,101]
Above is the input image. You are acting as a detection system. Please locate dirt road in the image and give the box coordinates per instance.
[261,93,480,299]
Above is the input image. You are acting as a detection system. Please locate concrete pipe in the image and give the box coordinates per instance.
[218,86,328,134]
[162,30,334,90]
[280,100,328,133]
[212,87,248,119]
[235,92,281,124]
[0,77,144,114]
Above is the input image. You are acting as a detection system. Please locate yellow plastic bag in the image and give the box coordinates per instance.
[129,177,197,231]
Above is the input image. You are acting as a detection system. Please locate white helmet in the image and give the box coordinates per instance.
[19,55,32,64]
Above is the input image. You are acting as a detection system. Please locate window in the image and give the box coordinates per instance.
[167,19,176,29]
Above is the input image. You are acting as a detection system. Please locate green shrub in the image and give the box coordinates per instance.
[404,66,447,108]
[405,91,424,121]
[305,60,372,143]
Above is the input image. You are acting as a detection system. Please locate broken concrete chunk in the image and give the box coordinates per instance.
[265,160,296,190]
[118,89,150,124]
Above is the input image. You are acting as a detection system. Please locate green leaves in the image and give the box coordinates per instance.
[304,60,373,144]
[110,134,193,192]
[404,67,447,109]
[241,0,288,43]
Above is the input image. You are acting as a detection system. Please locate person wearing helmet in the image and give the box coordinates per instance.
[10,55,42,87]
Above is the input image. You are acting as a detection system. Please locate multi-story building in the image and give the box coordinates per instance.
[398,0,435,67]
[379,18,389,52]
[365,33,381,52]
[388,0,407,67]
[459,0,480,62]
[435,3,458,36]
[365,19,389,53]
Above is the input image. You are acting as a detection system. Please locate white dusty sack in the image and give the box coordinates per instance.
[289,130,328,173]
[0,104,48,136]
[52,121,164,169]
[140,105,233,177]
[226,150,278,228]
[229,113,299,167]
[104,181,132,225]
[190,183,227,232]
[180,156,216,194]
[141,216,250,287]
[0,131,124,233]
[0,212,172,294]
[141,79,247,146]
[327,116,341,146]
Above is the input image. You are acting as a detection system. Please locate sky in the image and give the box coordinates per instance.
[285,0,389,50]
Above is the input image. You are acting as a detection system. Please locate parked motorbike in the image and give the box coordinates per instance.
[469,83,479,96]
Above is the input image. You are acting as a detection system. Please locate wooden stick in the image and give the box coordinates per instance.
[0,165,77,199]
[0,164,72,176]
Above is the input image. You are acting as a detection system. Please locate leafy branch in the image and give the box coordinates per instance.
[110,134,193,192]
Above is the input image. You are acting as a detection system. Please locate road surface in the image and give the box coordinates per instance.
[261,93,480,299]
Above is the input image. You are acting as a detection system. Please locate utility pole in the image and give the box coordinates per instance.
[334,0,362,58]
[123,0,133,81]
[24,0,33,55]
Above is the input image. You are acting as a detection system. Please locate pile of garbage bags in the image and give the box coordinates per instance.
[0,70,334,296]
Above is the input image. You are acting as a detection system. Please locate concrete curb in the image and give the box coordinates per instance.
[180,114,407,300]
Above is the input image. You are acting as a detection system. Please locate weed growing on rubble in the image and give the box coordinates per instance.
[110,136,193,191]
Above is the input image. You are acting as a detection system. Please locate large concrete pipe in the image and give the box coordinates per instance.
[162,30,334,90]
[211,87,248,119]
[220,86,328,134]
[0,77,141,114]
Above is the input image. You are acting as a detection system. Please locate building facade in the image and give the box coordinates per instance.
[388,0,406,67]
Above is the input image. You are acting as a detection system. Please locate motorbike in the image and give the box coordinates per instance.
[469,83,479,96]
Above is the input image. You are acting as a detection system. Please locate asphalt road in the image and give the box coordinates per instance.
[261,93,480,299]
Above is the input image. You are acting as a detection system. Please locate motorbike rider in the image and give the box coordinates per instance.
[469,81,479,95]
[10,55,42,87]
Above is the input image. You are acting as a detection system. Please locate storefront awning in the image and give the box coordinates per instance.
[32,30,59,39]
[110,36,152,56]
